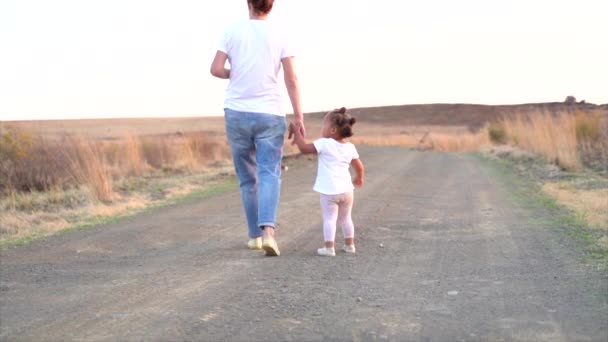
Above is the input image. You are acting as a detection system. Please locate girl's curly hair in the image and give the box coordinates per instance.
[327,107,357,138]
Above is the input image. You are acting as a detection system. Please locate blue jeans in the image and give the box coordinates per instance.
[224,108,286,238]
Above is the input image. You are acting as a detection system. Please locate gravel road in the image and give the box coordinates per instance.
[1,147,606,341]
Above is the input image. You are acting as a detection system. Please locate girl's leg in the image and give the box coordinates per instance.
[337,191,355,246]
[320,194,339,248]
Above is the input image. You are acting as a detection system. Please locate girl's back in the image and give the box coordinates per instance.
[313,138,359,195]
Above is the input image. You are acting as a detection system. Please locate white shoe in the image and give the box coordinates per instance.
[247,237,262,250]
[317,247,336,257]
[342,245,356,254]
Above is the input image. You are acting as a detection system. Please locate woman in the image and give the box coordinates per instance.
[210,0,305,256]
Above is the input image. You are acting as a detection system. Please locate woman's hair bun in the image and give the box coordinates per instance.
[248,0,274,14]
[338,107,346,114]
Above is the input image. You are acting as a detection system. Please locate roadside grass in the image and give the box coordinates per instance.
[492,110,607,172]
[501,111,580,171]
[477,154,608,268]
[3,110,604,249]
[351,127,490,152]
[0,128,231,201]
[0,125,236,246]
[542,182,607,230]
[483,108,607,250]
[0,168,237,249]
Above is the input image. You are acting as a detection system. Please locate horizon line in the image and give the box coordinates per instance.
[2,100,606,122]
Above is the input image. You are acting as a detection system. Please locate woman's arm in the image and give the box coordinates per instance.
[282,57,306,138]
[210,51,230,79]
[351,158,365,187]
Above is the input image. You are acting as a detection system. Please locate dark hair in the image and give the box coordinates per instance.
[247,0,274,14]
[327,107,357,138]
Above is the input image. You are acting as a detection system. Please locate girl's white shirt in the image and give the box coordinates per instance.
[312,138,360,195]
[218,19,295,116]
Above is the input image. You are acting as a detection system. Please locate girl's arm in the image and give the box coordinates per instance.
[289,122,317,154]
[351,158,365,187]
[210,51,230,79]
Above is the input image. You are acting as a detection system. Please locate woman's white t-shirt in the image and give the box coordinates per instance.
[218,19,294,116]
[312,138,360,195]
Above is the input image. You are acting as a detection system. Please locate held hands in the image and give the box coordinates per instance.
[289,120,317,154]
[288,119,305,145]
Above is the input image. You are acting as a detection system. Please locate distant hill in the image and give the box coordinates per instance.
[6,102,606,139]
[303,102,608,130]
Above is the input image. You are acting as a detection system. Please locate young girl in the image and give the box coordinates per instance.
[290,107,365,256]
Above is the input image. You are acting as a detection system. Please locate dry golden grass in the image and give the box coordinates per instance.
[500,111,580,171]
[0,129,231,201]
[350,134,420,147]
[121,136,147,177]
[349,127,490,152]
[429,129,490,152]
[64,136,115,202]
[487,109,607,238]
[5,116,227,140]
[3,107,605,245]
[497,110,607,172]
[542,182,608,230]
[577,112,608,172]
[0,120,233,244]
[0,166,234,244]
[286,118,486,153]
[1,190,148,241]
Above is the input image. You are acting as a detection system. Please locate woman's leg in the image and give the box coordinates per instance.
[337,191,355,246]
[320,194,339,248]
[254,114,286,231]
[250,113,286,256]
[224,109,263,239]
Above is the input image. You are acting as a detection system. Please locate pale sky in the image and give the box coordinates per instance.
[1,0,607,121]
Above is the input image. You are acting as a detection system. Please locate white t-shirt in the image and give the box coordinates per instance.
[312,138,360,195]
[218,19,294,116]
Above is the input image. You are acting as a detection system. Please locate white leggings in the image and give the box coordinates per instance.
[320,191,355,242]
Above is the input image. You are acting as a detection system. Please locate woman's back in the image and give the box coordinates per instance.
[219,20,293,115]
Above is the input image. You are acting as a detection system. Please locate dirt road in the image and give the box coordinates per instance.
[1,147,607,341]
